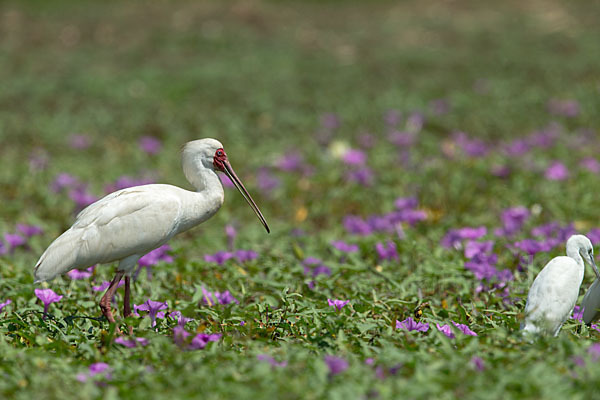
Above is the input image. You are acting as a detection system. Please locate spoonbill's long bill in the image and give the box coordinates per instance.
[522,234,600,336]
[34,138,269,330]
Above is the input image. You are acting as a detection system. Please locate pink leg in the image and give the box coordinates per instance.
[99,271,124,332]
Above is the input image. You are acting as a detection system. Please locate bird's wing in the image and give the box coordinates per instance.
[582,278,600,324]
[34,186,182,281]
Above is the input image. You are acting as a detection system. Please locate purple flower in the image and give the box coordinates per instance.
[441,227,487,249]
[375,240,398,261]
[572,356,586,368]
[114,336,149,348]
[504,139,531,157]
[581,158,600,174]
[343,215,373,235]
[69,187,98,209]
[572,305,584,322]
[324,355,348,375]
[358,133,376,148]
[67,266,95,280]
[514,239,550,256]
[388,131,415,147]
[342,149,367,166]
[406,112,425,133]
[330,240,358,253]
[587,228,600,245]
[240,321,246,326]
[452,321,477,336]
[384,110,402,127]
[527,124,560,148]
[464,240,494,259]
[257,354,287,368]
[464,253,500,281]
[139,245,173,267]
[275,152,304,172]
[395,197,418,210]
[545,162,569,181]
[204,251,233,265]
[589,343,600,362]
[201,287,239,306]
[257,168,280,192]
[219,173,235,188]
[345,167,374,186]
[471,356,485,371]
[168,311,193,327]
[0,299,12,312]
[391,209,427,225]
[51,173,80,192]
[234,249,258,263]
[139,136,162,155]
[497,206,530,237]
[173,325,191,346]
[16,224,43,238]
[328,299,349,311]
[547,99,579,117]
[135,299,168,327]
[4,233,26,251]
[491,165,511,178]
[454,132,489,157]
[189,333,222,350]
[92,280,124,292]
[69,134,92,149]
[225,225,236,250]
[34,288,63,315]
[77,363,112,383]
[436,323,455,339]
[303,258,332,277]
[396,317,429,332]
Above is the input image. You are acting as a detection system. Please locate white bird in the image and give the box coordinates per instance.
[34,138,269,330]
[581,278,600,325]
[522,234,600,336]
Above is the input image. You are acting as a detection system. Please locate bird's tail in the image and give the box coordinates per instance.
[34,229,79,283]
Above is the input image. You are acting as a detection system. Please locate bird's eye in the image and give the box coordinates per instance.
[216,150,224,157]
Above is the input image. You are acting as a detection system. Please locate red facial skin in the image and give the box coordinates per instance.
[213,148,227,171]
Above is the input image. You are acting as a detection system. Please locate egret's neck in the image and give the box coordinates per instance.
[566,245,584,266]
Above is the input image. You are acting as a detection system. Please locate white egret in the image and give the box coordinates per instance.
[34,138,269,330]
[522,234,600,336]
[581,278,600,325]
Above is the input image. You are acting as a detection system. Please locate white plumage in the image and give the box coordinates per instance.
[522,234,599,336]
[34,138,269,330]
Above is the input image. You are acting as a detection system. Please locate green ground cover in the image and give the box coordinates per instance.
[2,1,600,398]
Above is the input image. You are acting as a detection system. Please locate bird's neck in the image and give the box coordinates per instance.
[182,161,224,220]
[566,246,584,266]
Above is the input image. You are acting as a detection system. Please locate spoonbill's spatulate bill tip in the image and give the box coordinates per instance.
[33,138,269,332]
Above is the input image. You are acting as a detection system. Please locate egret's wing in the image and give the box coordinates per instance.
[34,186,181,282]
[582,279,600,324]
[523,257,582,335]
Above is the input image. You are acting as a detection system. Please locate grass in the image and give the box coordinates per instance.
[2,0,600,398]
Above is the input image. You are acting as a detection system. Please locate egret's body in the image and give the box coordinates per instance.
[522,235,599,336]
[34,139,269,330]
[581,278,600,325]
